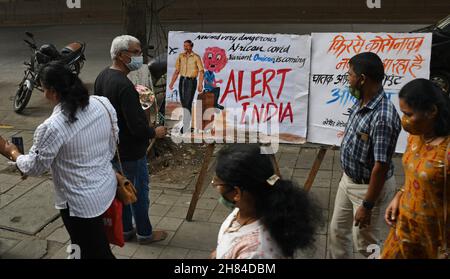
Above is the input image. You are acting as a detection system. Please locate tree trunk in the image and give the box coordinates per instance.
[122,0,149,63]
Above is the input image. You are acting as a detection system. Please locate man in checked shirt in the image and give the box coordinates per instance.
[329,52,401,259]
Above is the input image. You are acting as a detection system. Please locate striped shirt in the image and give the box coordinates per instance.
[16,96,118,218]
[340,90,401,183]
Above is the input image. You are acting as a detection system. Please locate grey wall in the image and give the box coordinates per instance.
[0,0,448,26]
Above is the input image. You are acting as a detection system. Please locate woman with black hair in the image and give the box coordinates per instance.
[0,62,118,259]
[211,144,322,259]
[382,78,450,259]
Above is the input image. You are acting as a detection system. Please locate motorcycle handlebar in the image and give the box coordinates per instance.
[24,39,36,49]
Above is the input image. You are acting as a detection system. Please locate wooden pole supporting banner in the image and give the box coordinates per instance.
[270,154,281,177]
[304,148,327,192]
[186,143,216,221]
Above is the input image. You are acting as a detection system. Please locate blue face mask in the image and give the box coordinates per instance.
[126,56,143,71]
[219,196,236,210]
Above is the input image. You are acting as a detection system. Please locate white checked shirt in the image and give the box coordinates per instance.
[16,96,118,218]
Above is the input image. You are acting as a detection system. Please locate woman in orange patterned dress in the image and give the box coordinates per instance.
[381,79,450,259]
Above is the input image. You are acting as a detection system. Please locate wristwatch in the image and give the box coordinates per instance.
[362,200,375,210]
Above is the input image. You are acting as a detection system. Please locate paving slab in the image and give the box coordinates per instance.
[152,182,187,190]
[2,238,47,259]
[278,153,298,169]
[46,227,70,244]
[0,173,24,190]
[36,217,64,239]
[158,246,189,259]
[50,245,69,259]
[149,204,172,217]
[0,180,58,235]
[112,242,140,258]
[133,245,164,259]
[155,230,176,246]
[170,221,220,251]
[278,145,301,155]
[208,207,231,224]
[279,167,294,180]
[192,208,214,222]
[165,206,189,219]
[185,249,211,259]
[196,198,218,210]
[156,217,184,231]
[41,240,65,259]
[295,234,327,259]
[310,187,331,209]
[0,238,20,257]
[174,195,193,208]
[296,148,318,169]
[319,151,335,171]
[155,194,180,206]
[149,215,162,227]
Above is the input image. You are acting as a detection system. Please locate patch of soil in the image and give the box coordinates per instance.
[148,138,208,185]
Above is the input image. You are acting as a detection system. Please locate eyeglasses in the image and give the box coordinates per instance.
[211,178,227,188]
[123,49,143,56]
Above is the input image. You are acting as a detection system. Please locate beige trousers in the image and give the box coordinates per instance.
[328,173,396,259]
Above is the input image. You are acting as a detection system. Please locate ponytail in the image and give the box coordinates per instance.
[257,179,322,257]
[216,144,323,258]
[39,62,89,123]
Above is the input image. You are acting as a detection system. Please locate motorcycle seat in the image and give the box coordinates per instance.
[59,42,85,64]
[61,42,85,56]
[60,42,85,56]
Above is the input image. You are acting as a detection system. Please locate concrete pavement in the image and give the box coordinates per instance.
[0,129,405,259]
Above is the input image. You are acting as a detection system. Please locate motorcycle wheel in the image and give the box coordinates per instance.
[13,77,33,113]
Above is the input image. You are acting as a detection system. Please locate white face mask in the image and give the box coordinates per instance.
[126,55,143,71]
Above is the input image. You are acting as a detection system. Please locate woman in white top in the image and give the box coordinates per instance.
[211,144,322,259]
[0,62,118,259]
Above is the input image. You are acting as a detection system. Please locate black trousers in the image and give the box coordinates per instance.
[60,208,115,259]
[179,76,197,132]
[179,76,197,112]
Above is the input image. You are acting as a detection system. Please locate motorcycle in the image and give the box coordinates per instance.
[414,14,450,93]
[13,31,86,113]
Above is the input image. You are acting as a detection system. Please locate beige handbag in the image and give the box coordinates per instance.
[95,97,137,205]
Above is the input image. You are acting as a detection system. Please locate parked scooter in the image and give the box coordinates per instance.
[415,14,450,93]
[13,32,86,113]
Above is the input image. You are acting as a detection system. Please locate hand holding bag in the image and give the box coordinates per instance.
[115,172,137,205]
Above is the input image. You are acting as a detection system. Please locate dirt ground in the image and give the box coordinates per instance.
[147,138,208,186]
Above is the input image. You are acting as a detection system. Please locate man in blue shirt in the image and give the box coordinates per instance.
[329,52,401,259]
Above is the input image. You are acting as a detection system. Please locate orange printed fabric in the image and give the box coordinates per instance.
[382,136,450,259]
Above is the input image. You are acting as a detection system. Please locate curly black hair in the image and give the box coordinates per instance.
[216,144,323,258]
[399,78,450,137]
[39,62,89,123]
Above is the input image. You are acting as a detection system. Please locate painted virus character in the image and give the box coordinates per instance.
[202,47,228,110]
